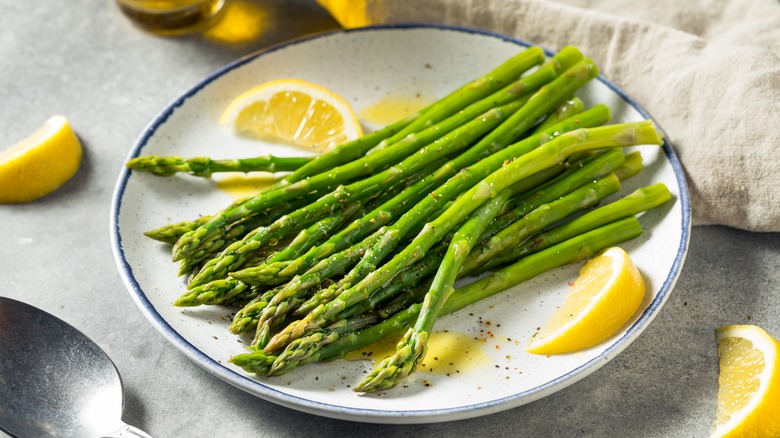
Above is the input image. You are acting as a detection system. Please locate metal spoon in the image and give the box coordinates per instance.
[0,296,152,438]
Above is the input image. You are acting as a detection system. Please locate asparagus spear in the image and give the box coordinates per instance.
[126,155,314,177]
[229,289,277,334]
[265,120,662,352]
[531,97,585,134]
[172,52,553,264]
[145,197,319,284]
[230,217,644,376]
[540,45,585,73]
[143,191,263,244]
[175,278,253,307]
[613,151,644,181]
[144,216,212,244]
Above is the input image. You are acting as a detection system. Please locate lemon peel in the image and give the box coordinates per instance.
[713,324,780,438]
[0,115,82,203]
[527,246,645,355]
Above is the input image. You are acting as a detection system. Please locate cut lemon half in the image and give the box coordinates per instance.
[713,324,780,438]
[220,78,363,153]
[0,115,82,203]
[527,247,645,355]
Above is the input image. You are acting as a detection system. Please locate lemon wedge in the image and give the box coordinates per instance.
[220,78,363,153]
[527,247,645,355]
[713,324,780,438]
[0,115,82,203]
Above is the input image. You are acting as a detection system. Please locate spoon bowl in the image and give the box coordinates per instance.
[0,296,151,438]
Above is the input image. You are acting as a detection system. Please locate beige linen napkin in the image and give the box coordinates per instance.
[318,0,780,232]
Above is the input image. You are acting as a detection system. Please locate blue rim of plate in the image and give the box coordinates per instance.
[110,23,691,423]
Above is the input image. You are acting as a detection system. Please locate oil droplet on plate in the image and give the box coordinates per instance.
[346,331,492,376]
[214,173,279,200]
[360,94,435,127]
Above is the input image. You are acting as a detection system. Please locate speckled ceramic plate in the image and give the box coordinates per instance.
[110,25,690,424]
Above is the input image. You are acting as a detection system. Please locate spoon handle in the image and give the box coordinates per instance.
[103,423,154,438]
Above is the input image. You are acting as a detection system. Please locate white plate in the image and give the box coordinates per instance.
[111,25,690,424]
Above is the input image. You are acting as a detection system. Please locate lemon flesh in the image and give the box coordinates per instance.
[221,78,363,153]
[527,247,645,355]
[0,115,82,203]
[713,324,780,438]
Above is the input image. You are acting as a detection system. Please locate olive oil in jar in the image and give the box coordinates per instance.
[116,0,225,35]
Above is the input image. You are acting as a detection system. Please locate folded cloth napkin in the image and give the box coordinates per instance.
[317,0,780,232]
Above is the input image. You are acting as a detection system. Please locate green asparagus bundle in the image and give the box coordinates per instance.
[170,47,551,264]
[184,99,528,287]
[245,85,608,348]
[294,60,602,305]
[179,51,583,286]
[228,89,589,291]
[262,119,661,353]
[229,216,645,376]
[133,46,676,393]
[230,151,628,344]
[254,180,669,377]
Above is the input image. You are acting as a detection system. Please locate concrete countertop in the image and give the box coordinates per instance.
[1,1,778,436]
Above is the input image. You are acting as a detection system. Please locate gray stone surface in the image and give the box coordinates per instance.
[1,1,778,436]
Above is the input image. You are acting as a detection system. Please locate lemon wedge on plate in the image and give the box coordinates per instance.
[527,246,645,355]
[713,324,780,438]
[220,78,363,153]
[0,115,82,203]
